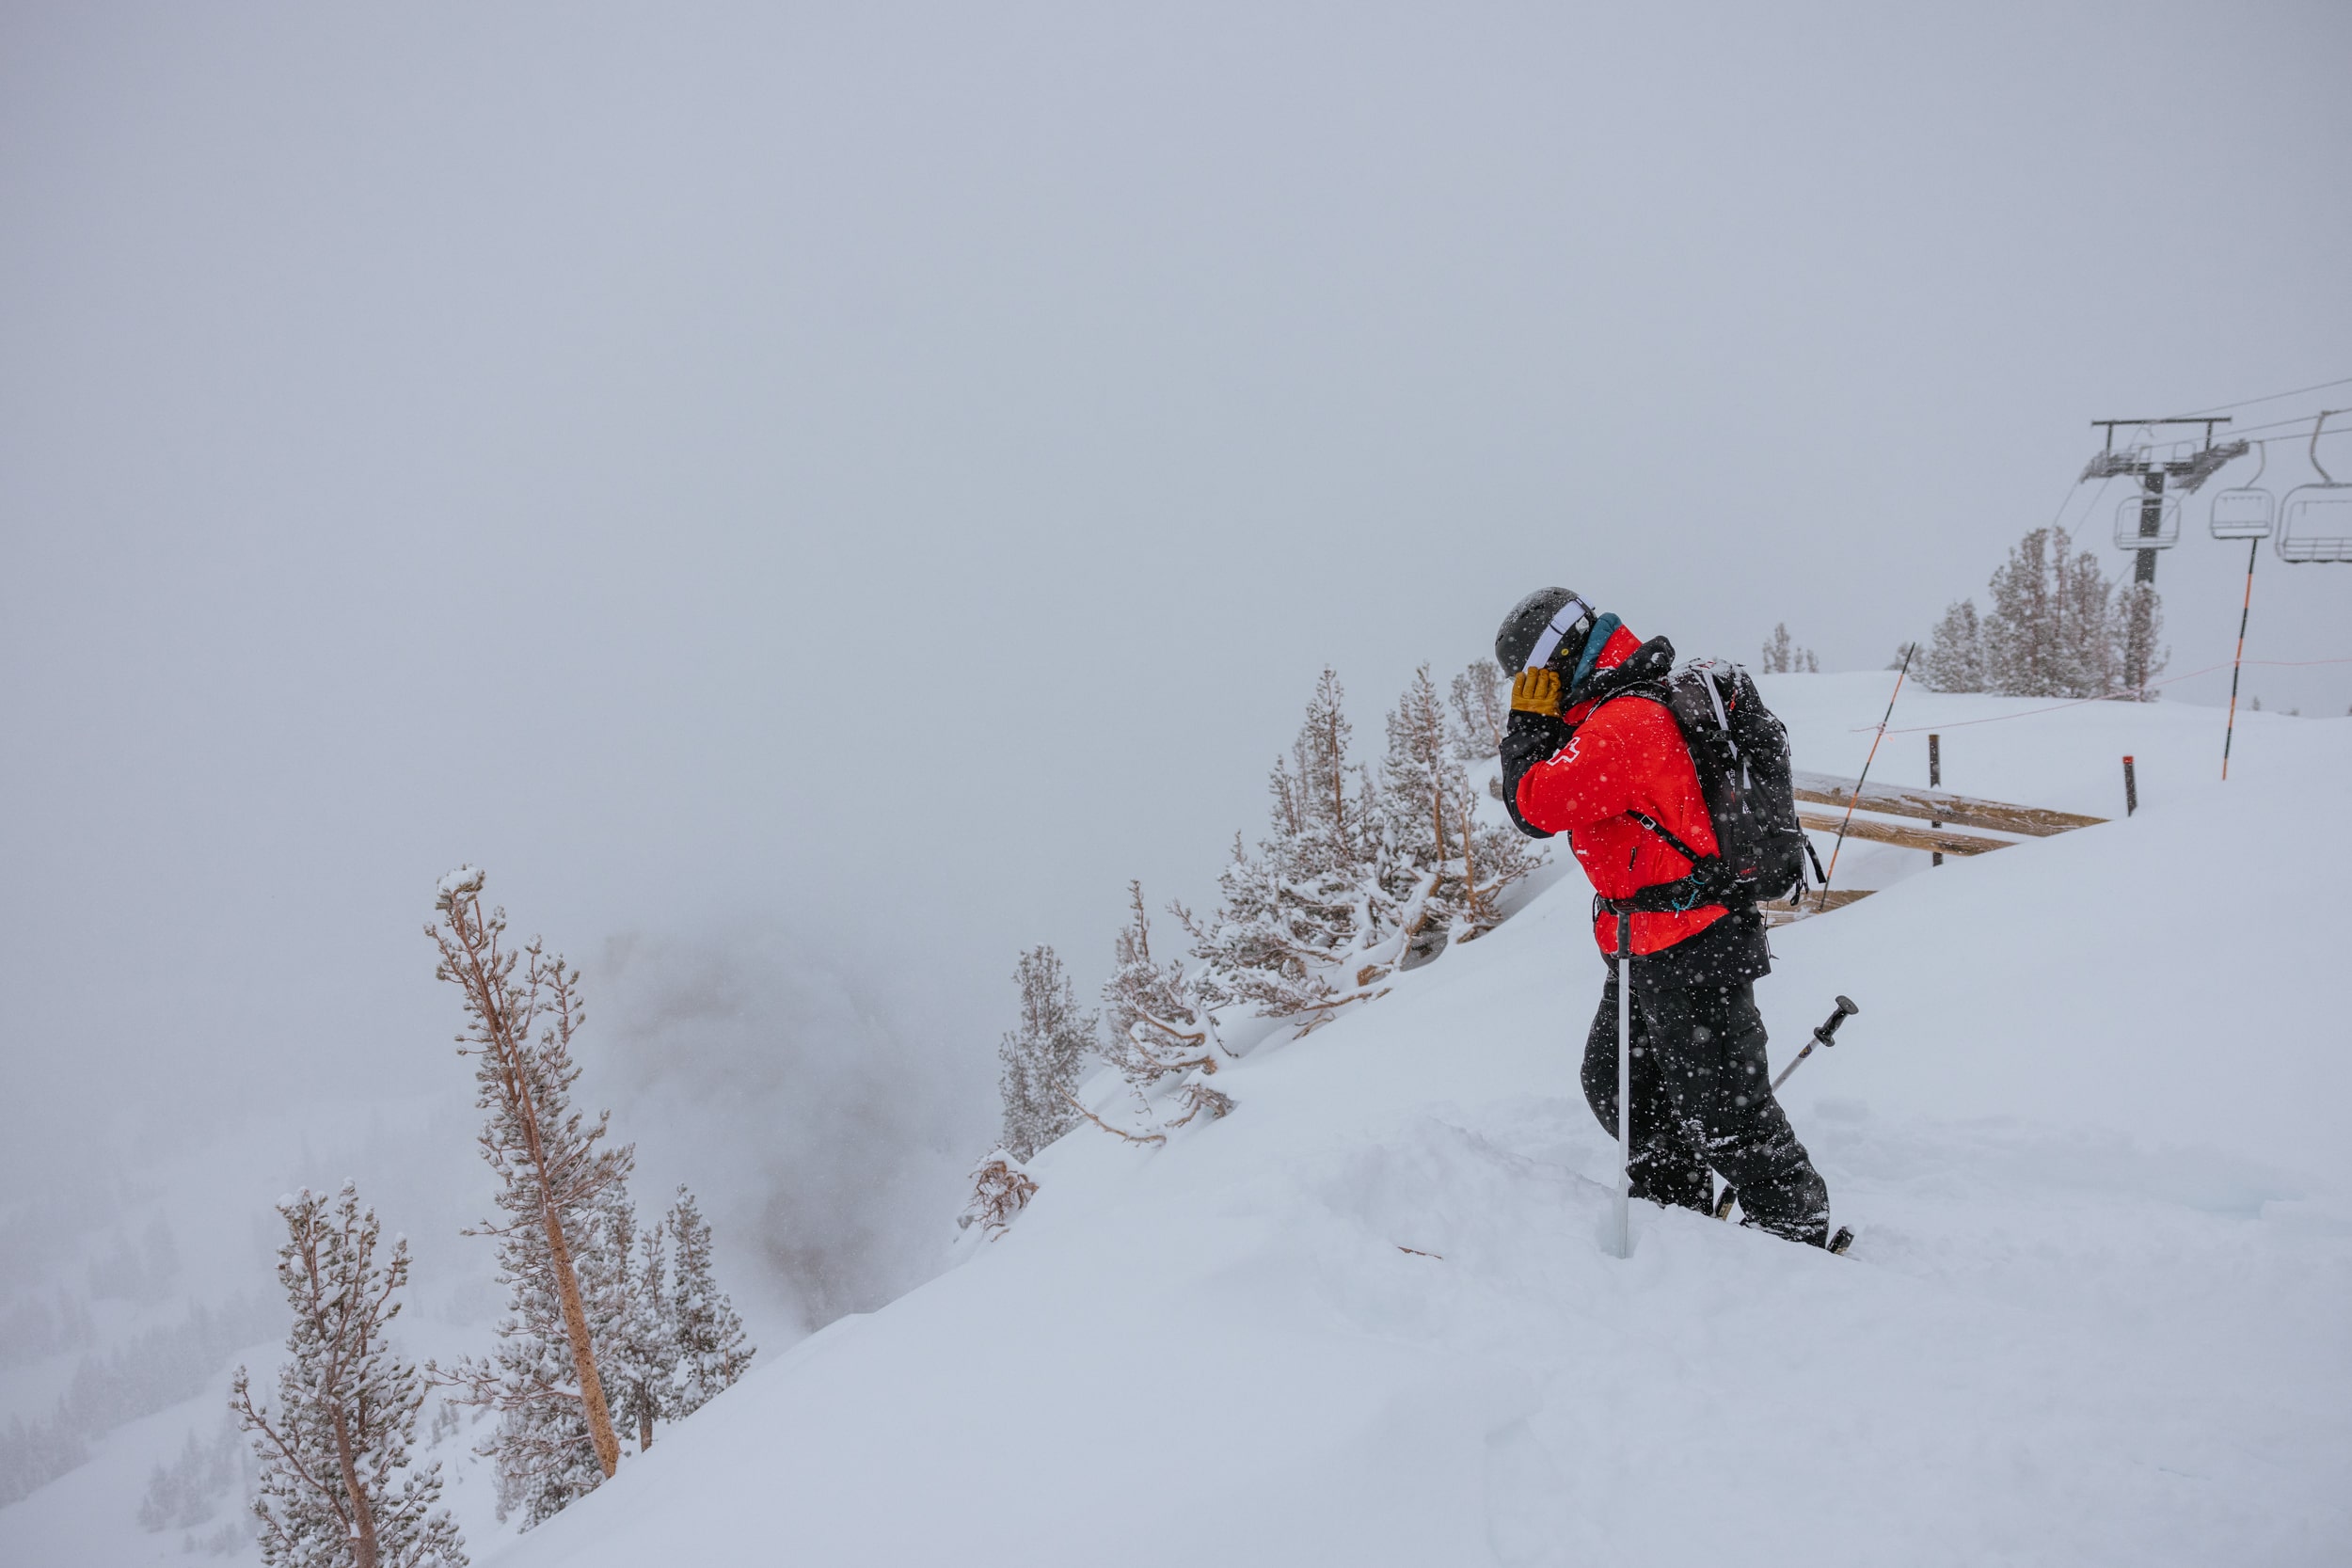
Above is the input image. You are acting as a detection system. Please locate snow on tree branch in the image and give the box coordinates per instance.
[232,1183,465,1568]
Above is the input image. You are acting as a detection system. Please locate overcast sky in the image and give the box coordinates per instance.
[4,4,2346,1251]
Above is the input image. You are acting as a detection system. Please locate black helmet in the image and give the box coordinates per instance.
[1495,587,1597,676]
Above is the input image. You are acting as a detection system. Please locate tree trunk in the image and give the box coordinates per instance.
[1459,801,1480,924]
[329,1405,381,1568]
[445,895,625,1481]
[541,1202,622,1478]
[1327,710,1345,838]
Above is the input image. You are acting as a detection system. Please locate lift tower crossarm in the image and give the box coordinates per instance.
[2092,416,2232,452]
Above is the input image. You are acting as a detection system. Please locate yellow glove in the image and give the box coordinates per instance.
[1510,667,1562,717]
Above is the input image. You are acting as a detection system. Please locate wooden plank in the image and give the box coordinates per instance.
[1760,888,1873,925]
[1791,770,2105,838]
[1796,809,2013,858]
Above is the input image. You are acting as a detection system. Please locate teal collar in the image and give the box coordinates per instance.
[1569,612,1621,691]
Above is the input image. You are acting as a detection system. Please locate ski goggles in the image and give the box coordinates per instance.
[1526,595,1596,673]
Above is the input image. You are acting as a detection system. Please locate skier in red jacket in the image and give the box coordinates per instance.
[1496,587,1832,1245]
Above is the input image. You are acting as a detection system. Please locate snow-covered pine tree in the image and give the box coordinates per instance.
[1446,658,1506,761]
[1377,665,1458,957]
[135,1416,240,1533]
[665,1187,754,1419]
[1983,527,2058,695]
[1381,667,1539,947]
[2113,580,2166,700]
[427,867,628,1522]
[1762,625,1821,673]
[2054,530,2120,697]
[580,1191,677,1455]
[1448,770,1539,939]
[230,1184,465,1568]
[1094,882,1231,1130]
[1102,882,1216,1077]
[1978,524,2161,699]
[473,1296,604,1525]
[1289,669,1374,906]
[1186,669,1412,1033]
[1920,600,1986,691]
[995,946,1098,1161]
[1180,832,1295,1016]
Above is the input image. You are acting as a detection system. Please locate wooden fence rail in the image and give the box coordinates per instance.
[1764,774,2107,927]
[1790,770,2106,839]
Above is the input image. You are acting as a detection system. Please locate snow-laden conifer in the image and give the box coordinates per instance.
[1184,670,1409,1030]
[427,867,628,1523]
[581,1192,677,1455]
[1916,527,2165,700]
[1094,882,1232,1131]
[1760,624,1821,674]
[1282,669,1383,941]
[2113,581,2166,699]
[1379,665,1537,946]
[1103,882,1216,1078]
[135,1417,240,1533]
[665,1187,754,1418]
[1921,600,1987,691]
[1188,668,1458,1033]
[995,945,1097,1160]
[1982,525,2137,698]
[230,1184,464,1568]
[1446,658,1505,762]
[1379,667,1464,958]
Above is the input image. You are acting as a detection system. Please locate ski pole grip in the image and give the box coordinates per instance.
[1813,995,1859,1048]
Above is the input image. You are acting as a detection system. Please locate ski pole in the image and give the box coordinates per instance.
[1609,911,1632,1259]
[1771,995,1859,1093]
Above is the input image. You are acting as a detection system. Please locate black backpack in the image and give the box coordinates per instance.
[1596,659,1819,911]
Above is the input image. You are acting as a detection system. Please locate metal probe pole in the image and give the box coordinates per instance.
[1609,911,1632,1259]
[1772,996,1860,1093]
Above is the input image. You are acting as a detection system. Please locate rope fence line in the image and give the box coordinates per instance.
[1846,657,2352,735]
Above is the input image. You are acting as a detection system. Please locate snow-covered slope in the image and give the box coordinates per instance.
[497,689,2351,1565]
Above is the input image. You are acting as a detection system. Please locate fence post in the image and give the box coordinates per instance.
[2122,755,2138,817]
[1929,734,1943,866]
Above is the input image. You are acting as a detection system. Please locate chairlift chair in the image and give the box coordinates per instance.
[2208,438,2275,539]
[2278,411,2352,564]
[2112,492,2182,551]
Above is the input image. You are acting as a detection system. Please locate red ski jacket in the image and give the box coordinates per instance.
[1513,624,1729,958]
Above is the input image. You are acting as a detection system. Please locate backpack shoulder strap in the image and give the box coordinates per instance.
[1587,685,1719,868]
[1624,807,1709,868]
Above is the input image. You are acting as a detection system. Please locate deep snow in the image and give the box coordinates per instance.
[477,682,2352,1567]
[7,680,2346,1566]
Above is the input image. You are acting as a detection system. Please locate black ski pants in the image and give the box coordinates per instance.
[1581,923,1831,1245]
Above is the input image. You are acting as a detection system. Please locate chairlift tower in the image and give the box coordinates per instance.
[2070,403,2347,783]
[2081,418,2238,583]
